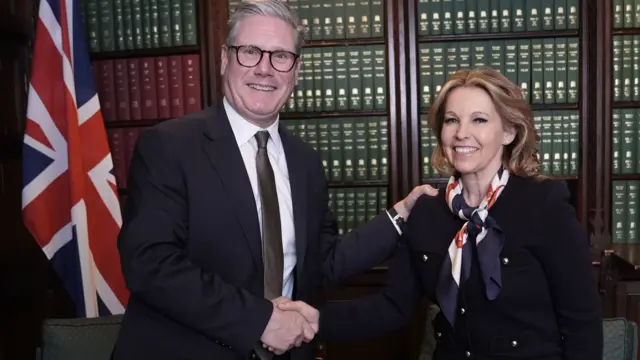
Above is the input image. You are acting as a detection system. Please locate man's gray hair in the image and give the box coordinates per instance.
[227,0,307,54]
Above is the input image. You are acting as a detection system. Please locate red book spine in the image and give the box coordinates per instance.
[182,54,201,115]
[97,60,117,121]
[127,58,142,121]
[114,59,131,121]
[140,58,158,120]
[106,128,127,188]
[169,55,185,118]
[155,57,171,119]
[123,127,141,177]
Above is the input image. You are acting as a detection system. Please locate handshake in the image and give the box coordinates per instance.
[259,297,320,355]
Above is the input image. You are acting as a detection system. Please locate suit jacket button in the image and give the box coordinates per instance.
[460,307,465,315]
[436,332,442,338]
[511,340,518,347]
[423,254,428,262]
[502,257,509,265]
[465,350,471,357]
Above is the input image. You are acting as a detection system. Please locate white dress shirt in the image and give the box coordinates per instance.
[223,97,296,299]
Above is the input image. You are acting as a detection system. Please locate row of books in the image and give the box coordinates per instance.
[229,0,384,40]
[419,37,580,107]
[612,108,640,175]
[80,0,197,53]
[613,1,640,29]
[417,0,579,36]
[612,180,640,245]
[93,55,202,122]
[107,127,141,189]
[420,110,580,179]
[283,117,389,183]
[329,187,388,235]
[613,35,640,102]
[284,44,386,113]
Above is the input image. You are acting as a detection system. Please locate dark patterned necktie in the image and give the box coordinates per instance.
[255,130,283,300]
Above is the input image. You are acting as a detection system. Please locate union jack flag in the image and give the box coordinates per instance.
[21,0,129,317]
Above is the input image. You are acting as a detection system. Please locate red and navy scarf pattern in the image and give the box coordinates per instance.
[435,167,509,327]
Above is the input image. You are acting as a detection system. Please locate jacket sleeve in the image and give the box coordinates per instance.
[312,153,401,286]
[118,127,273,355]
[536,180,603,360]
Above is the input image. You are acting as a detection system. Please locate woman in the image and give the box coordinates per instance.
[282,68,603,360]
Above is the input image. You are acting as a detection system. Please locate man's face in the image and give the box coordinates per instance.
[220,15,300,126]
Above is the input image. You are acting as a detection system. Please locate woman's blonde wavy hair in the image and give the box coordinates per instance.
[428,67,542,179]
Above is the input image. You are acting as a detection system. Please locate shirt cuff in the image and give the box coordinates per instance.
[386,210,403,235]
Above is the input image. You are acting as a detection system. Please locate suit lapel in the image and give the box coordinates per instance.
[280,128,308,279]
[202,107,263,275]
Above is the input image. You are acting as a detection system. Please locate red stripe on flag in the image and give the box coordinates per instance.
[24,118,55,151]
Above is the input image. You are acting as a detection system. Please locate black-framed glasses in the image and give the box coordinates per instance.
[228,45,299,73]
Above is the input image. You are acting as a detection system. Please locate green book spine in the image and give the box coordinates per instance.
[328,189,336,215]
[625,0,634,28]
[371,0,384,37]
[623,109,637,174]
[517,39,531,102]
[335,46,349,111]
[623,35,633,101]
[459,41,471,70]
[286,92,295,113]
[431,0,442,35]
[512,0,525,31]
[348,47,363,110]
[420,43,432,108]
[471,41,487,67]
[429,130,439,177]
[329,119,344,182]
[86,0,101,51]
[542,0,554,30]
[182,0,197,45]
[614,0,624,29]
[628,181,638,243]
[123,0,135,49]
[114,0,126,50]
[313,47,324,110]
[284,120,298,137]
[613,109,622,174]
[614,36,623,102]
[526,0,541,31]
[302,51,314,111]
[555,0,567,30]
[334,0,346,39]
[442,0,454,35]
[636,109,640,172]
[299,0,312,41]
[355,188,367,227]
[504,40,518,85]
[367,118,380,180]
[551,111,563,176]
[322,47,336,111]
[489,40,504,74]
[379,117,389,180]
[158,0,172,47]
[342,118,355,182]
[634,35,640,101]
[421,116,432,178]
[131,0,144,49]
[335,189,346,235]
[562,111,571,176]
[569,111,579,176]
[531,39,544,104]
[554,37,567,103]
[489,0,500,33]
[542,38,555,104]
[567,37,579,103]
[567,0,579,29]
[540,111,552,175]
[466,0,477,33]
[297,120,307,143]
[373,45,386,109]
[432,43,446,97]
[361,47,374,110]
[310,1,322,40]
[170,0,182,45]
[454,0,466,34]
[306,119,318,150]
[445,42,458,78]
[366,188,378,220]
[378,187,388,212]
[322,0,334,40]
[150,0,160,48]
[499,0,510,32]
[346,0,358,39]
[318,119,331,178]
[354,118,368,181]
[612,181,628,244]
[98,0,116,51]
[418,0,430,35]
[635,0,640,28]
[477,0,489,33]
[358,0,371,38]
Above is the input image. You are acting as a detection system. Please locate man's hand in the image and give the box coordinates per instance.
[260,299,317,354]
[393,184,438,219]
[277,300,320,333]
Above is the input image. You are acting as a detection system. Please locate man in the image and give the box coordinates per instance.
[111,1,437,359]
